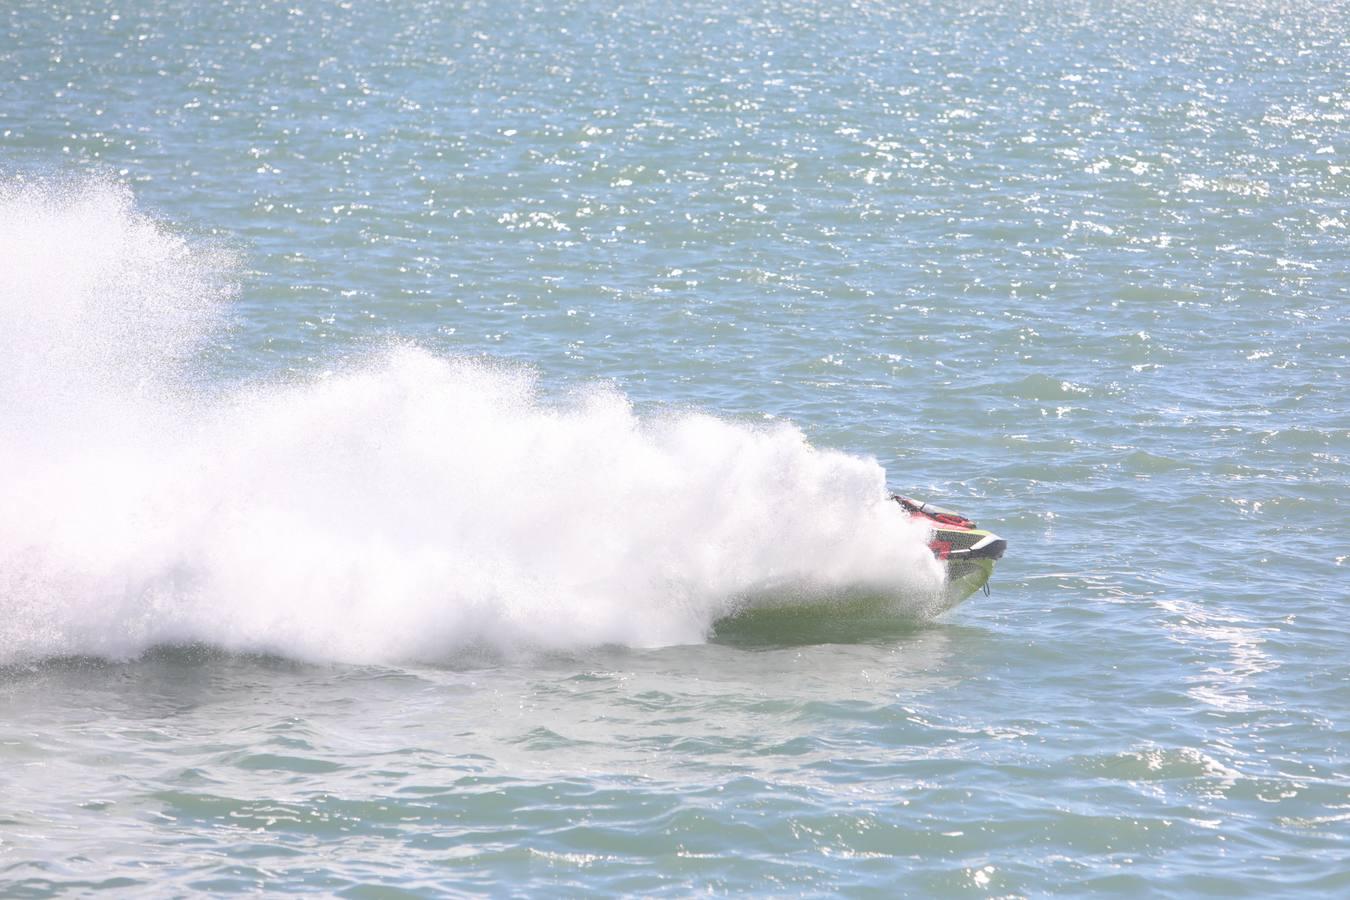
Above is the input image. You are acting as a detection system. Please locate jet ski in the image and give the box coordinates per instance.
[892,494,1006,609]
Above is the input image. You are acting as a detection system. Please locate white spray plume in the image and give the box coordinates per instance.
[0,179,943,665]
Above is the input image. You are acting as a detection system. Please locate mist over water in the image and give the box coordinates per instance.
[0,181,941,666]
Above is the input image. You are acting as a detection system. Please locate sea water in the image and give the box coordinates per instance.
[1,0,1347,894]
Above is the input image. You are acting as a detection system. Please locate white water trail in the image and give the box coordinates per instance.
[0,179,943,665]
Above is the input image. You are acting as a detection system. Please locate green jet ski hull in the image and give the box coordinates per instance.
[892,495,1007,611]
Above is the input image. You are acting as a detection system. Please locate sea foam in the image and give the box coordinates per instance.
[0,180,943,665]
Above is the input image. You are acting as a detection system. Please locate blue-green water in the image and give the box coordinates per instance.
[2,0,1347,894]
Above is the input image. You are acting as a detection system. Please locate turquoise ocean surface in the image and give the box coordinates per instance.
[2,0,1347,894]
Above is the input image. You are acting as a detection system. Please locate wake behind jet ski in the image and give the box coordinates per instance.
[892,494,1006,610]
